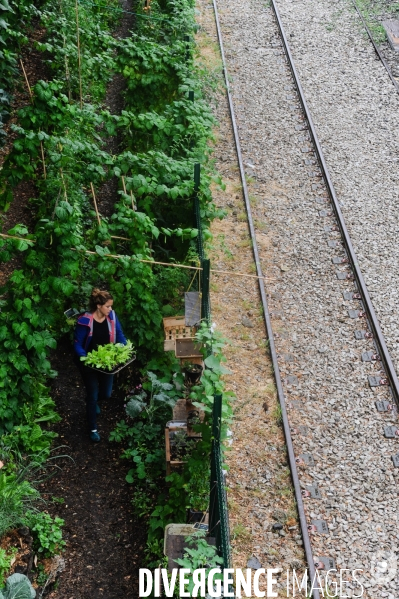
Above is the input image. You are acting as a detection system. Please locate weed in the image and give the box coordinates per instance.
[259,338,269,351]
[249,194,258,206]
[254,218,268,232]
[279,486,293,497]
[272,403,283,425]
[232,523,251,541]
[23,511,65,557]
[0,548,17,586]
[241,300,253,310]
[217,233,234,260]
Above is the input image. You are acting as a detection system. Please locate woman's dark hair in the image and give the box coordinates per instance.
[89,288,113,312]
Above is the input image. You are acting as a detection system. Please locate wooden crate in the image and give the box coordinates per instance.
[164,524,215,572]
[165,421,201,475]
[172,398,204,437]
[163,316,197,352]
[175,338,202,358]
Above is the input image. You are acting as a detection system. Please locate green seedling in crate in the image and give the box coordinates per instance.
[81,341,134,372]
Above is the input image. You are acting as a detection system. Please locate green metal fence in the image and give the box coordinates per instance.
[193,163,231,567]
[209,394,232,568]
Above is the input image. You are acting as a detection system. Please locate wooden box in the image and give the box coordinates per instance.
[163,316,197,352]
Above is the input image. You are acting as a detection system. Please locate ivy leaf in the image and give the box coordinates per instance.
[204,355,231,375]
[95,245,107,257]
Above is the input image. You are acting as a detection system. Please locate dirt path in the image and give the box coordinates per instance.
[42,340,145,599]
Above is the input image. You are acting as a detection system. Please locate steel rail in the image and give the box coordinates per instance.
[269,0,399,408]
[351,0,399,94]
[210,0,320,595]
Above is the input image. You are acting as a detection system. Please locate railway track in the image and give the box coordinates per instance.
[210,0,399,596]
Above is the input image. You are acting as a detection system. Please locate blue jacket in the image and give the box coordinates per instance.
[74,310,127,358]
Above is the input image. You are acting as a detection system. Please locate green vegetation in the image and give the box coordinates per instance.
[0,573,36,599]
[351,0,392,45]
[0,549,17,588]
[111,323,234,563]
[23,511,65,557]
[81,340,134,371]
[0,0,228,581]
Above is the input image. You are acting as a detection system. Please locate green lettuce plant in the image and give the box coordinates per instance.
[81,341,134,371]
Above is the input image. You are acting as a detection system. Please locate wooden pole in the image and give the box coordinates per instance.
[75,0,83,109]
[20,59,33,100]
[121,176,135,210]
[72,248,276,280]
[89,183,101,226]
[59,169,69,203]
[0,232,276,281]
[121,176,127,194]
[40,141,47,179]
[0,233,35,243]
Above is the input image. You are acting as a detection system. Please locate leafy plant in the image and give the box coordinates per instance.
[0,549,17,587]
[81,340,134,371]
[0,573,36,599]
[174,531,223,597]
[125,371,176,424]
[0,464,39,539]
[0,0,227,576]
[23,511,65,557]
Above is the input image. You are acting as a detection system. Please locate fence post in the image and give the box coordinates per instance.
[201,258,210,323]
[184,34,191,62]
[209,394,222,549]
[193,163,204,260]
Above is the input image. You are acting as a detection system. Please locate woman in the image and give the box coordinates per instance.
[74,288,127,442]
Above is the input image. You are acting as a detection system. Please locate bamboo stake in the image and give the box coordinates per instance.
[20,59,47,179]
[20,59,33,100]
[75,0,83,109]
[0,229,275,281]
[59,169,69,203]
[40,141,47,179]
[0,233,35,243]
[89,183,101,226]
[121,176,127,194]
[0,232,276,281]
[72,248,276,281]
[121,176,136,211]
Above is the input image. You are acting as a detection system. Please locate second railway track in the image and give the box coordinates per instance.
[210,0,399,596]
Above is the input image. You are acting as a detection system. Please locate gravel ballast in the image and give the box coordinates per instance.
[209,0,399,596]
